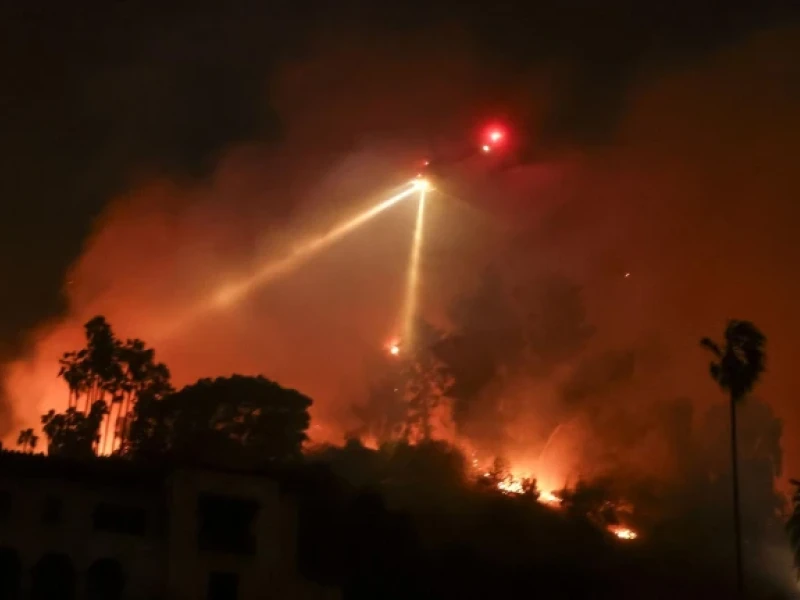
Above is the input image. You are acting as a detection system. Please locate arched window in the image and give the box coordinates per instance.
[86,558,125,600]
[31,553,75,600]
[0,547,21,600]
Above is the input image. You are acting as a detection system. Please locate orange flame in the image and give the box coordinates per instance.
[608,525,638,540]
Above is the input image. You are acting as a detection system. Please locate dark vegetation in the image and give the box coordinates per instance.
[5,271,795,598]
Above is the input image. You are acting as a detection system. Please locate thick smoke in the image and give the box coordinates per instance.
[0,29,498,442]
[2,8,799,508]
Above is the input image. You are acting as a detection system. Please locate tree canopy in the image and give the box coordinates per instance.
[128,374,312,465]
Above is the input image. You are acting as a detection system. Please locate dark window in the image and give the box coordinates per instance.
[207,571,239,600]
[197,493,259,555]
[0,546,22,600]
[31,553,75,600]
[42,495,63,525]
[92,503,147,536]
[0,490,10,522]
[86,558,125,600]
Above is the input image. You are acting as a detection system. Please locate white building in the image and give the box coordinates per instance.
[0,453,340,600]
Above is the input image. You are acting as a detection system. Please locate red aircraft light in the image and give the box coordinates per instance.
[483,124,507,144]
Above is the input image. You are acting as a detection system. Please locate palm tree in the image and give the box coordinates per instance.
[58,351,86,410]
[701,319,766,597]
[16,428,39,453]
[114,339,171,453]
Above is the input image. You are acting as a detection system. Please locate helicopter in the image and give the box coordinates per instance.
[413,123,520,186]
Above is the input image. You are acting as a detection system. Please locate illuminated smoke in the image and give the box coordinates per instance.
[401,186,428,347]
[169,182,419,337]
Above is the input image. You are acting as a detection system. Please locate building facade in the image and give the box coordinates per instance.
[0,454,339,600]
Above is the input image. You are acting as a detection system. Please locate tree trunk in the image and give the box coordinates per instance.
[730,394,744,597]
[120,390,132,452]
[102,403,114,455]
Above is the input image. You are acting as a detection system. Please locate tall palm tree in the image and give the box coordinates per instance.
[16,428,38,453]
[701,320,766,597]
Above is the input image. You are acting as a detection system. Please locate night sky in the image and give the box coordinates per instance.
[2,2,799,482]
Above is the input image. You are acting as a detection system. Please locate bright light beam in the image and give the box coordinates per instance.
[163,183,419,337]
[401,187,427,348]
[214,184,418,306]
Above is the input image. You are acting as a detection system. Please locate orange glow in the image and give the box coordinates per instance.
[489,130,503,143]
[497,479,524,495]
[168,183,419,336]
[539,490,563,506]
[6,26,800,510]
[481,144,491,153]
[472,457,564,507]
[489,473,563,507]
[608,525,638,541]
[386,336,402,356]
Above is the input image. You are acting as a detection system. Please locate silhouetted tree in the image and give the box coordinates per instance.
[114,338,172,454]
[16,428,38,453]
[701,319,766,597]
[356,319,452,444]
[441,266,523,431]
[41,401,107,459]
[401,320,453,442]
[696,397,785,547]
[56,317,171,455]
[57,316,121,452]
[560,477,632,531]
[128,374,311,464]
[82,316,124,413]
[478,456,510,490]
[352,371,409,446]
[58,350,85,411]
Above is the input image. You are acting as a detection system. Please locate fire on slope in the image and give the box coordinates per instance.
[472,459,639,542]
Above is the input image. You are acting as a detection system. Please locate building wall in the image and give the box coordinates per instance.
[0,461,340,600]
[0,471,166,599]
[166,469,284,600]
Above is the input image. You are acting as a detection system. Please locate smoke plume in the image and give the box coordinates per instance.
[1,12,799,505]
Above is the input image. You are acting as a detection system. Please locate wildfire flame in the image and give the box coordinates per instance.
[538,490,563,505]
[497,479,524,495]
[475,465,563,507]
[472,461,637,543]
[608,525,638,540]
[469,454,634,540]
